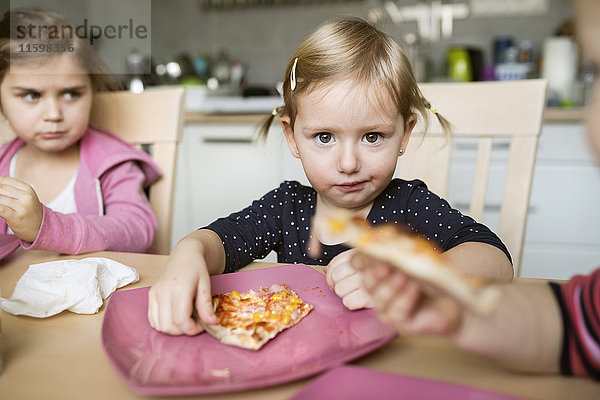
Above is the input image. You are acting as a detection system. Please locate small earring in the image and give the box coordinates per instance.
[296,150,300,155]
[399,149,404,155]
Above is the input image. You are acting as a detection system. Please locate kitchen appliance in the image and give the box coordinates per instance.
[541,37,578,105]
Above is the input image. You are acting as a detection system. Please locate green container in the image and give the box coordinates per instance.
[447,47,472,82]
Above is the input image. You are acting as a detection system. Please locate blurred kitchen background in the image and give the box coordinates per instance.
[143,0,587,108]
[3,0,587,107]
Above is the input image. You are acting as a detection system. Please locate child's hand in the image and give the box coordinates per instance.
[325,249,374,310]
[148,240,218,336]
[0,176,43,242]
[352,253,463,336]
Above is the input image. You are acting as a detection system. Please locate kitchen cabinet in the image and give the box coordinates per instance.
[172,115,600,279]
[520,122,600,279]
[171,120,307,261]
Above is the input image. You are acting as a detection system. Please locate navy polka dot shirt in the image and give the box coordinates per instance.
[206,179,511,273]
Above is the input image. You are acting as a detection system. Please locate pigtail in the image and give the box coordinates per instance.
[422,97,452,137]
[256,107,280,142]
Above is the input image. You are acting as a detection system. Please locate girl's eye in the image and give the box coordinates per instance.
[316,133,332,144]
[364,133,381,144]
[64,91,81,100]
[22,92,40,101]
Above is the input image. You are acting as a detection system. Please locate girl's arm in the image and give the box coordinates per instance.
[148,229,225,335]
[444,242,514,283]
[20,161,157,254]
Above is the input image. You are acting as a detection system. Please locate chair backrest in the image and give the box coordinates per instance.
[396,80,547,276]
[89,87,185,254]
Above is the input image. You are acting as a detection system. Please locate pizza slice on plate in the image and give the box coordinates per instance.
[310,209,503,315]
[199,283,313,350]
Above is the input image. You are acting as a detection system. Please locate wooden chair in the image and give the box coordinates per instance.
[396,80,547,276]
[89,87,185,255]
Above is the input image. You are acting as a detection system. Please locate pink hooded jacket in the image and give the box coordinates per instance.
[0,127,162,259]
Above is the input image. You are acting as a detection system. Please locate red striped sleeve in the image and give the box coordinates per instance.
[550,268,600,379]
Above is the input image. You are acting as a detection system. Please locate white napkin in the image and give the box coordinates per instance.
[0,257,139,318]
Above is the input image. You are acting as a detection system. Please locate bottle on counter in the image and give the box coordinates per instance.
[541,36,578,107]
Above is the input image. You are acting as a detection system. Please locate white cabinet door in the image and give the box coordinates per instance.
[519,123,600,279]
[172,124,281,247]
[171,123,308,261]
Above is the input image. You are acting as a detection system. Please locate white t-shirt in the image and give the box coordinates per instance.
[6,149,78,234]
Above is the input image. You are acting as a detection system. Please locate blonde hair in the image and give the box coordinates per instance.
[258,17,450,138]
[0,8,119,93]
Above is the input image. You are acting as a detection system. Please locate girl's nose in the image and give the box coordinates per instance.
[337,144,360,174]
[43,99,63,121]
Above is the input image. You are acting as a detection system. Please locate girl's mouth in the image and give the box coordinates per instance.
[39,131,64,139]
[337,181,366,192]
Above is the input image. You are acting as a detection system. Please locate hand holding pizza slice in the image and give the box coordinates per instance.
[310,209,503,315]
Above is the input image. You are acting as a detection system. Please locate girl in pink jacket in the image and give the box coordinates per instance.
[0,9,161,259]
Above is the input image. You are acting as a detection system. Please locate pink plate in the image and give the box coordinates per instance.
[101,264,397,396]
[290,365,524,400]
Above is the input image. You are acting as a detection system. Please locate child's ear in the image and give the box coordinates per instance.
[400,115,417,153]
[280,115,300,159]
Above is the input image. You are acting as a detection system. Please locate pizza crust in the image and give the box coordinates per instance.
[311,209,503,315]
[199,321,275,351]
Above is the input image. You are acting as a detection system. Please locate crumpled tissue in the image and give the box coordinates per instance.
[0,257,139,318]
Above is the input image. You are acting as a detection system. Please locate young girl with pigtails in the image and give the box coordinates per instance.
[0,8,161,259]
[149,17,512,336]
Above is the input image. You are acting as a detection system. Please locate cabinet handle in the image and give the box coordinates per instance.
[202,137,254,144]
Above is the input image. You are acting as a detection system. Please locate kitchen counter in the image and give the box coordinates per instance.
[543,107,585,122]
[185,107,586,124]
[185,112,268,124]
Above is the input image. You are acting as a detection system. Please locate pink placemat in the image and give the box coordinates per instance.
[101,264,397,396]
[290,365,525,400]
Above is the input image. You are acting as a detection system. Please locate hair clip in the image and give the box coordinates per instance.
[429,106,437,114]
[290,58,298,91]
[272,108,278,116]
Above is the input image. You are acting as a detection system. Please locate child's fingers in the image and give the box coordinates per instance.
[147,290,162,330]
[165,296,202,336]
[0,176,33,192]
[326,251,357,288]
[0,183,23,201]
[0,196,18,219]
[195,269,218,325]
[172,308,204,336]
[147,279,203,336]
[331,272,362,298]
[340,287,372,310]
